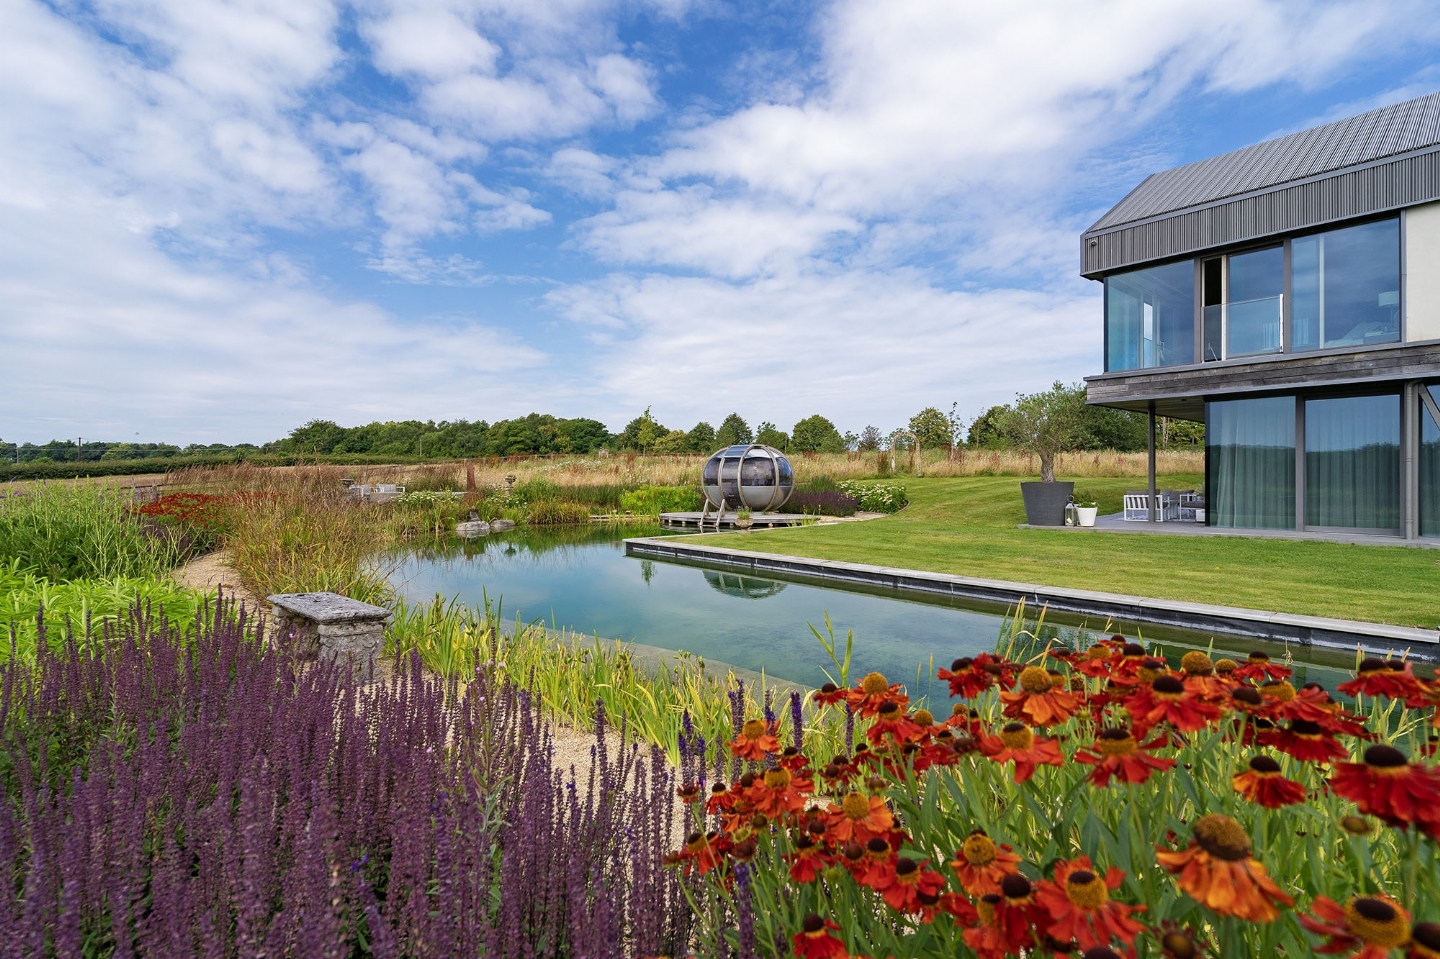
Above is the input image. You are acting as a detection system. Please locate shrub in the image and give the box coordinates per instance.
[837,480,908,513]
[0,604,691,956]
[527,499,593,525]
[789,490,859,516]
[0,483,199,580]
[619,485,703,516]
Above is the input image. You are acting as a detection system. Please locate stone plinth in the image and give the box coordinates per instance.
[268,592,391,678]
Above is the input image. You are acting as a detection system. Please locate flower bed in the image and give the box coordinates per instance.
[668,638,1440,957]
[835,482,907,514]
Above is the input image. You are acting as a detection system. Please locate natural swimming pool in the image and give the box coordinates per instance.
[388,524,1371,696]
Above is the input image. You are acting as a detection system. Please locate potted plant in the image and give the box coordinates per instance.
[999,382,1085,526]
[735,508,754,529]
[1071,487,1099,527]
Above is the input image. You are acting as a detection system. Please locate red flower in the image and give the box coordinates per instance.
[938,653,1018,699]
[1329,745,1440,830]
[1000,666,1086,727]
[743,766,813,819]
[950,829,1023,896]
[1338,658,1430,703]
[1261,719,1349,763]
[1233,651,1292,682]
[865,701,925,747]
[1231,755,1306,808]
[731,718,781,761]
[876,856,947,914]
[979,723,1064,783]
[1300,895,1412,958]
[811,682,849,707]
[1074,726,1176,787]
[963,874,1048,959]
[1034,856,1146,952]
[824,791,895,844]
[788,835,830,883]
[1071,639,1125,679]
[672,830,731,877]
[793,915,849,959]
[1280,684,1370,738]
[1408,922,1440,959]
[846,671,909,718]
[1126,675,1222,737]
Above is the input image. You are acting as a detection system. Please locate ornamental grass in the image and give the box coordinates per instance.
[0,601,690,957]
[668,630,1440,958]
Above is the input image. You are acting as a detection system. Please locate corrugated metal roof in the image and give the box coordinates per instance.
[1088,91,1440,233]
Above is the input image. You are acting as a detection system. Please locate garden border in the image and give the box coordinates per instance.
[623,536,1440,656]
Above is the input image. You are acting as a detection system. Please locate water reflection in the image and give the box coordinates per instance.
[704,570,788,600]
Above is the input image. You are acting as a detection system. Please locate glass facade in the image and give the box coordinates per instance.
[1304,394,1400,530]
[1422,386,1440,537]
[1207,397,1295,529]
[1225,246,1284,356]
[1105,261,1194,372]
[1291,219,1399,351]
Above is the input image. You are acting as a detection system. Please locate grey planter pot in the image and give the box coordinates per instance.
[1020,481,1075,526]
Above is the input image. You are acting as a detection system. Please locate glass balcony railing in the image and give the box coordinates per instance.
[1200,295,1283,361]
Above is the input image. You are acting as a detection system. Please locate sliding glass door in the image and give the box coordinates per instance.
[1423,385,1440,538]
[1208,397,1295,529]
[1304,394,1400,531]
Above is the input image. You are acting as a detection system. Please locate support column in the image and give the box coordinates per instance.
[1147,403,1157,523]
[1404,382,1419,541]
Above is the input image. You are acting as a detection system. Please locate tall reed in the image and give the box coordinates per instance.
[0,482,195,580]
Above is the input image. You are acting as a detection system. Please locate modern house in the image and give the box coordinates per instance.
[1082,92,1440,540]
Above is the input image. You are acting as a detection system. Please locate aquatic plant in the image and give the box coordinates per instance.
[672,625,1440,957]
[0,601,689,957]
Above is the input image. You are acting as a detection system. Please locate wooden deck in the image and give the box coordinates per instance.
[659,511,812,529]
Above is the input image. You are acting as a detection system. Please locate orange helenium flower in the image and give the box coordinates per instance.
[824,791,894,844]
[1329,745,1440,831]
[1233,651,1292,682]
[1300,895,1412,959]
[792,914,849,959]
[1035,856,1146,951]
[1338,658,1430,702]
[1232,755,1306,808]
[846,671,909,718]
[949,829,1023,896]
[1154,814,1294,922]
[876,856,946,914]
[1074,726,1176,787]
[1262,719,1349,763]
[731,718,781,761]
[980,722,1064,783]
[1000,666,1086,726]
[1127,675,1222,736]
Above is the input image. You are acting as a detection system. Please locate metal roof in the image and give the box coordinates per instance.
[1081,92,1440,277]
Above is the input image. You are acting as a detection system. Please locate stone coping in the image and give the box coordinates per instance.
[623,537,1439,655]
[267,592,391,623]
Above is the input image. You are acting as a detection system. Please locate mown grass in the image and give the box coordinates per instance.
[695,475,1440,629]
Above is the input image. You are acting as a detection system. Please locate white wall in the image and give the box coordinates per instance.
[1405,201,1440,342]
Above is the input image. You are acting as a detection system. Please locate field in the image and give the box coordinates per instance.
[695,475,1440,629]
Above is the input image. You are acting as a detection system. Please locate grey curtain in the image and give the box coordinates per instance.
[1208,397,1295,529]
[1304,394,1399,531]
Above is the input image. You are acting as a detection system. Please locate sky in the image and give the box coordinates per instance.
[4,0,1440,445]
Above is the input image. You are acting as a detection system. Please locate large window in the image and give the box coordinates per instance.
[1304,394,1400,530]
[1226,246,1284,357]
[1291,219,1399,351]
[1207,397,1295,529]
[1105,261,1195,372]
[1422,385,1440,537]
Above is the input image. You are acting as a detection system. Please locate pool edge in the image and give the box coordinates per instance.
[624,537,1440,657]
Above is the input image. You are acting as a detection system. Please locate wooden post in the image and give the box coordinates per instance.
[1147,404,1157,523]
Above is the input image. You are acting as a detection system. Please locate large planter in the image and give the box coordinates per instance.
[1020,481,1075,526]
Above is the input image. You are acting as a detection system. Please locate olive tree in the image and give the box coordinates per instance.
[997,382,1087,482]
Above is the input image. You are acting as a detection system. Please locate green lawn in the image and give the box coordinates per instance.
[693,476,1440,629]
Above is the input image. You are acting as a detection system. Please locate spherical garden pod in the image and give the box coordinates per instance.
[701,444,795,512]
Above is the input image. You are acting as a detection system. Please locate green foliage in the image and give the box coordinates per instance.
[965,405,1008,449]
[790,414,847,453]
[908,406,956,450]
[273,413,612,458]
[0,559,212,662]
[997,381,1088,481]
[616,407,667,452]
[0,484,198,580]
[715,413,753,447]
[619,485,703,516]
[755,421,789,450]
[651,430,691,454]
[836,480,908,513]
[526,500,593,525]
[857,425,884,452]
[686,421,717,453]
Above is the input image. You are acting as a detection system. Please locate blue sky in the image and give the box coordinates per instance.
[4,0,1440,444]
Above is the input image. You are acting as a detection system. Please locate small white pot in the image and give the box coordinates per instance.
[1076,506,1097,527]
[1194,508,1206,524]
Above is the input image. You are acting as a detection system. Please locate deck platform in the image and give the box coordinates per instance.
[660,511,811,529]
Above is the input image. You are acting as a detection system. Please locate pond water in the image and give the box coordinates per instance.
[388,525,1370,697]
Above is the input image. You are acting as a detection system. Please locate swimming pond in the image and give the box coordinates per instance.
[388,525,1372,696]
